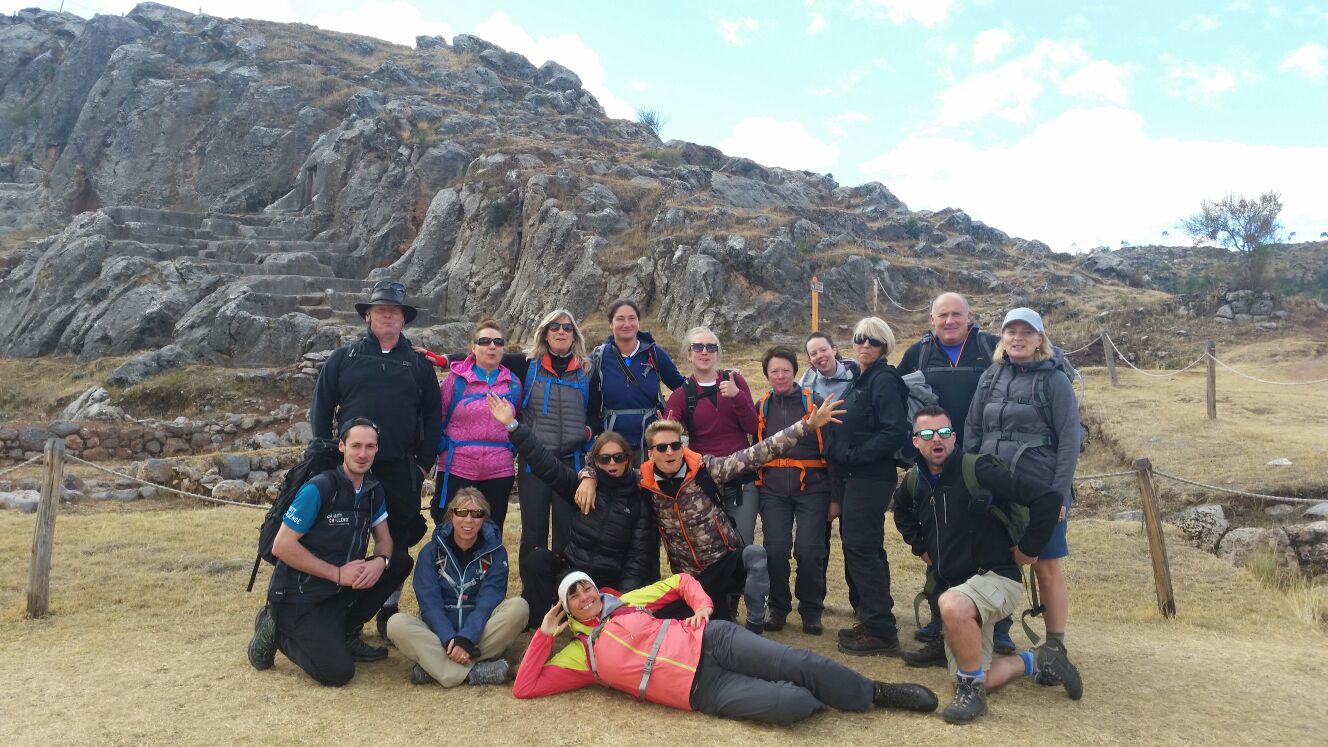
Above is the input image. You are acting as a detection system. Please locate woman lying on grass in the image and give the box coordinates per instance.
[512,571,939,724]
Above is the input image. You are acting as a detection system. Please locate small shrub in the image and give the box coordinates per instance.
[641,148,683,168]
[797,238,816,255]
[4,103,42,128]
[486,199,514,230]
[904,217,924,240]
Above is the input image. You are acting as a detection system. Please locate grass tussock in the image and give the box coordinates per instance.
[1246,551,1328,628]
[0,357,125,421]
[110,365,303,420]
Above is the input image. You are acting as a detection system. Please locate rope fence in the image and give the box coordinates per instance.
[874,276,929,313]
[0,454,44,477]
[63,454,267,510]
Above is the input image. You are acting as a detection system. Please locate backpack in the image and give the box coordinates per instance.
[590,342,667,417]
[979,348,1087,454]
[246,438,343,591]
[915,329,996,377]
[680,370,732,436]
[891,368,936,469]
[902,453,1044,643]
[755,388,827,490]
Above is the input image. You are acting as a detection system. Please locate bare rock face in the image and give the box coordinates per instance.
[1216,527,1300,574]
[0,5,1098,366]
[1285,521,1328,577]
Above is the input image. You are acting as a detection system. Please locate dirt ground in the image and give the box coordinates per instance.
[2,498,1325,746]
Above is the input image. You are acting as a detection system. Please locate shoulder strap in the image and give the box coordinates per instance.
[975,331,996,360]
[917,333,934,369]
[443,375,467,426]
[682,378,699,431]
[522,360,539,409]
[904,465,920,498]
[756,391,771,440]
[960,453,982,497]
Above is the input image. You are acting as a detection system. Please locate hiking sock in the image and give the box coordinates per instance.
[384,589,402,608]
[956,667,985,686]
[1046,631,1066,650]
[1019,651,1037,676]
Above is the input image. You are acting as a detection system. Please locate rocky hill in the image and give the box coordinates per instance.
[0,3,1225,367]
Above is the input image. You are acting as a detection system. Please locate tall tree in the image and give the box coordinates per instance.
[1182,191,1283,291]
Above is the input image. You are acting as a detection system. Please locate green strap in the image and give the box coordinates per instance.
[913,565,938,628]
[1020,566,1044,646]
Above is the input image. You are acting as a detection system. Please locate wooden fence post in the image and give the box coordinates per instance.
[1102,331,1119,386]
[26,438,64,619]
[1206,341,1217,420]
[1133,457,1176,619]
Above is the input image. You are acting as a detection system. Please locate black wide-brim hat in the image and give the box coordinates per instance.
[354,280,419,324]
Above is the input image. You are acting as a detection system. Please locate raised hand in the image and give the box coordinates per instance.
[486,392,515,426]
[540,602,570,637]
[807,397,846,429]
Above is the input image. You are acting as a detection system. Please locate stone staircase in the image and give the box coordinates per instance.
[101,206,394,327]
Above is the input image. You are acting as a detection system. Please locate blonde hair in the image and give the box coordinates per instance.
[684,326,722,365]
[852,316,897,357]
[445,487,491,518]
[525,308,586,364]
[992,332,1054,363]
[644,418,686,444]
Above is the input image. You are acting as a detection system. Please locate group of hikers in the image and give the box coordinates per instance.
[245,279,1085,726]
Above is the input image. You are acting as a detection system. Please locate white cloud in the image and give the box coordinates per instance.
[809,58,889,97]
[825,111,870,137]
[936,39,1092,126]
[859,106,1328,250]
[717,17,760,46]
[474,12,634,119]
[1178,14,1222,32]
[308,2,452,47]
[626,79,650,92]
[850,0,955,27]
[1060,61,1130,103]
[718,117,839,172]
[807,13,827,34]
[1163,58,1243,103]
[1280,43,1326,79]
[973,28,1012,63]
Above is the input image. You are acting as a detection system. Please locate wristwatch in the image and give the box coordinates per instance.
[505,420,519,433]
[374,554,391,569]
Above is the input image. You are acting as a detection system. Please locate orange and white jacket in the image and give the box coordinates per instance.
[512,574,714,711]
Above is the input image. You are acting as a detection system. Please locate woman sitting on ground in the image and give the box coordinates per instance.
[512,571,938,724]
[386,488,528,687]
[486,393,656,630]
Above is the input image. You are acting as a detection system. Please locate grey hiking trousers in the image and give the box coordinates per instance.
[689,619,874,724]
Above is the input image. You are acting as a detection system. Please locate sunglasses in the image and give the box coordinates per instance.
[689,342,720,353]
[452,508,488,518]
[594,452,630,465]
[650,441,684,454]
[371,280,406,293]
[474,337,506,347]
[547,322,576,333]
[853,334,885,348]
[914,427,955,441]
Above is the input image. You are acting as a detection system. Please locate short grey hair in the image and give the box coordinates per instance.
[852,316,897,357]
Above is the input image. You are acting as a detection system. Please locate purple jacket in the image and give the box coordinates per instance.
[438,357,520,480]
[664,371,757,457]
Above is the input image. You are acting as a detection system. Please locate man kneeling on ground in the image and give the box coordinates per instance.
[247,418,414,685]
[513,571,938,724]
[892,406,1082,725]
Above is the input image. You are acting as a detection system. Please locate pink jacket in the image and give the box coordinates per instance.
[437,357,520,480]
[512,574,714,710]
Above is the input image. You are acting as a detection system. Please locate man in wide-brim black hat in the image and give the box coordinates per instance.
[310,279,442,637]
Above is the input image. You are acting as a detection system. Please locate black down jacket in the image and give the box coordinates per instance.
[508,422,656,588]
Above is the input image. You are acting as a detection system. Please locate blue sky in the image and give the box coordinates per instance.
[8,0,1327,251]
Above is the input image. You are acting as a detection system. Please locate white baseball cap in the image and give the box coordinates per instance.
[1001,307,1045,334]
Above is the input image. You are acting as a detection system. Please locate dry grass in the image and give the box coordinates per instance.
[3,496,1327,745]
[0,356,125,421]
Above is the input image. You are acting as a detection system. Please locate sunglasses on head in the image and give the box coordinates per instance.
[913,427,955,441]
[853,334,885,348]
[651,441,684,454]
[452,507,488,518]
[474,337,505,347]
[547,322,576,333]
[689,342,720,353]
[594,452,630,465]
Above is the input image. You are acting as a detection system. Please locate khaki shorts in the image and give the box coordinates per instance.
[943,571,1024,675]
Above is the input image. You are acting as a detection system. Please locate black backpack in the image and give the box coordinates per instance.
[680,370,732,435]
[245,438,343,591]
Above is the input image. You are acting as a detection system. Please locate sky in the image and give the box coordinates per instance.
[6,0,1327,252]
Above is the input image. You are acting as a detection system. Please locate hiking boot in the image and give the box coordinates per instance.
[1034,643,1084,700]
[873,681,939,712]
[247,606,277,671]
[836,621,865,643]
[914,617,942,643]
[992,617,1016,655]
[942,679,988,725]
[376,604,398,641]
[745,620,766,636]
[409,663,435,685]
[901,635,947,668]
[345,633,388,662]
[466,658,512,685]
[837,631,902,657]
[764,610,788,632]
[801,613,823,636]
